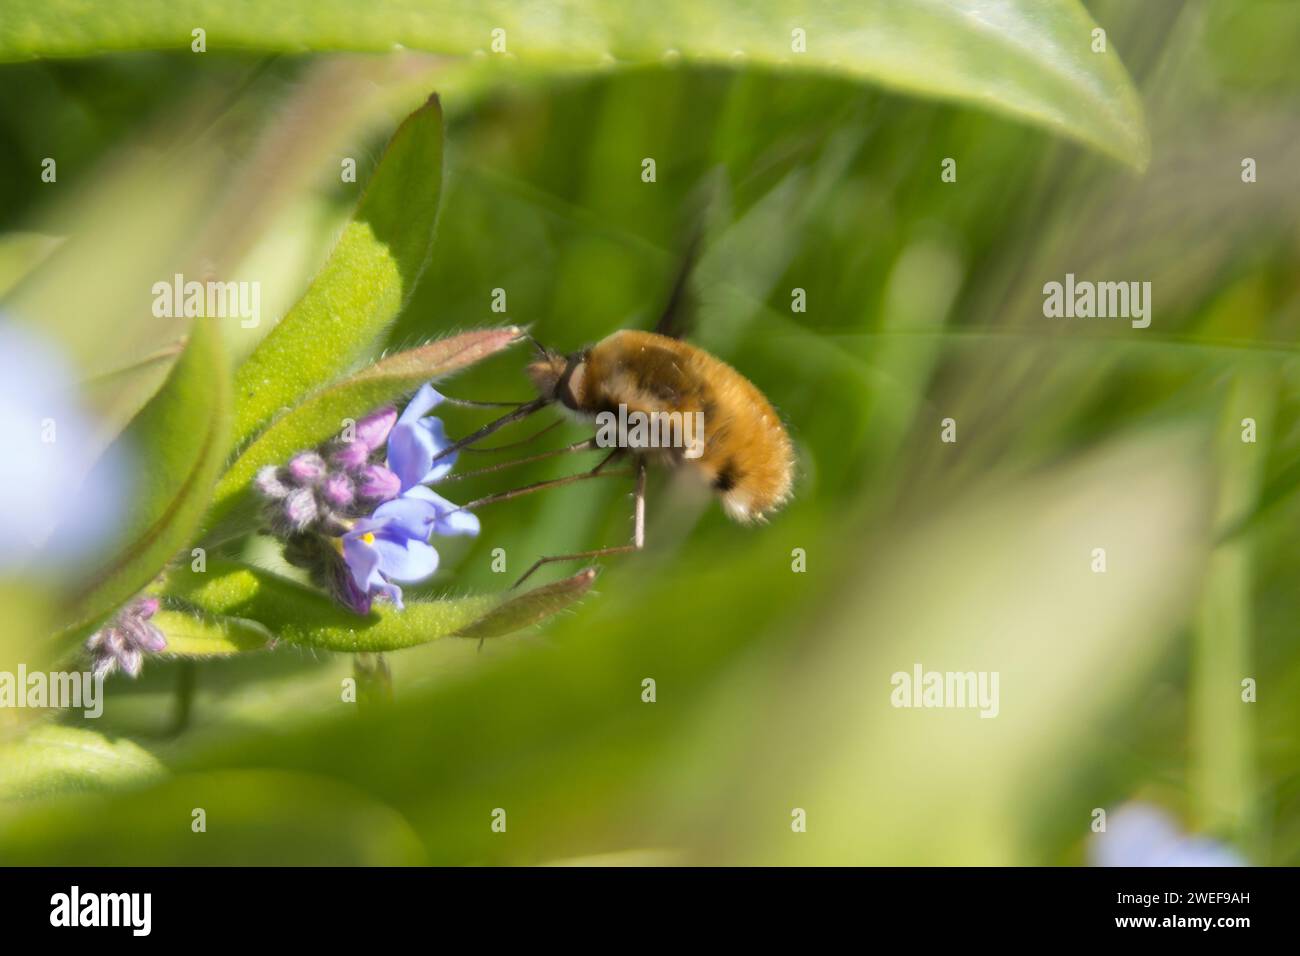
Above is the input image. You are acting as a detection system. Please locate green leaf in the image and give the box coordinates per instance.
[3,141,234,453]
[0,231,61,298]
[229,94,444,451]
[1219,451,1300,542]
[0,725,165,800]
[153,608,272,657]
[164,559,593,652]
[455,568,598,639]
[728,428,1214,864]
[0,1,1149,169]
[1192,373,1272,853]
[0,769,427,864]
[55,321,229,656]
[204,327,521,544]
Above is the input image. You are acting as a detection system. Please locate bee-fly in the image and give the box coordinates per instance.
[524,329,794,520]
[434,226,794,586]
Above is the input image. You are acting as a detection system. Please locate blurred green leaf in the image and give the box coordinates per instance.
[1192,372,1271,854]
[0,231,60,298]
[1219,451,1300,542]
[55,321,229,658]
[229,94,444,451]
[0,1,1148,168]
[353,653,394,709]
[125,547,811,866]
[165,559,594,651]
[205,327,521,544]
[0,725,165,800]
[154,608,272,657]
[0,769,427,864]
[720,428,1215,864]
[3,144,227,454]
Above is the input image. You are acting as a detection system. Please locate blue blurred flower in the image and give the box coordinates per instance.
[1090,802,1245,867]
[0,317,127,573]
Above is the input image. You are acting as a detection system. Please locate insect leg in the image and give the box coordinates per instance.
[430,395,552,466]
[438,396,536,408]
[457,466,634,511]
[437,437,599,483]
[632,455,647,547]
[590,447,625,474]
[511,456,647,588]
[463,419,565,453]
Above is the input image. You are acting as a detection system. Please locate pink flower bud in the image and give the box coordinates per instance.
[255,466,289,499]
[358,464,401,502]
[322,473,355,508]
[134,596,161,619]
[330,440,370,470]
[288,452,327,485]
[354,406,398,452]
[284,487,319,531]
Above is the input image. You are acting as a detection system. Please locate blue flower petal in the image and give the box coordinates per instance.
[388,384,458,490]
[435,509,480,537]
[372,532,440,582]
[376,579,405,610]
[341,534,383,593]
[386,420,435,491]
[0,320,130,571]
[398,383,446,425]
[416,417,457,483]
[402,485,455,513]
[370,492,440,537]
[387,415,458,491]
[439,515,480,538]
[1089,802,1246,868]
[403,485,480,536]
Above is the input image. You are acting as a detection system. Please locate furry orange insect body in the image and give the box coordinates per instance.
[433,223,794,585]
[527,329,794,522]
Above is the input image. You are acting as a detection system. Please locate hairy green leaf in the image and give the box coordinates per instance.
[0,1,1149,168]
[229,94,444,451]
[455,567,598,639]
[204,327,521,544]
[164,559,593,652]
[55,322,229,657]
[154,608,272,657]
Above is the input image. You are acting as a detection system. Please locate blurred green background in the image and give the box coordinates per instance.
[1,0,1298,864]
